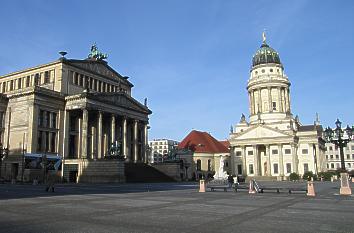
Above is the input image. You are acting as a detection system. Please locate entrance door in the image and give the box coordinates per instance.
[11,163,19,180]
[237,164,242,175]
[69,171,78,183]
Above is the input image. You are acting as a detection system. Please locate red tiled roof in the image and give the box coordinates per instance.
[178,130,229,153]
[219,140,230,148]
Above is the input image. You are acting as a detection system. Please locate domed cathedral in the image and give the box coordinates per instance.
[229,32,327,180]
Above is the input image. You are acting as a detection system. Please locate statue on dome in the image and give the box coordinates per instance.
[262,30,266,43]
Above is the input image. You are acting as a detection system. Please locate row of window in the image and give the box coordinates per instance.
[248,163,308,174]
[236,149,304,156]
[0,71,53,93]
[327,163,354,169]
[326,154,354,160]
[70,71,128,94]
[326,145,354,151]
[254,68,281,75]
[37,131,57,153]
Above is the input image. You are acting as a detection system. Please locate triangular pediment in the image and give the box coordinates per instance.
[89,92,151,114]
[235,125,291,140]
[66,59,132,86]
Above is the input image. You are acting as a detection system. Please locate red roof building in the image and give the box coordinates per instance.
[178,130,229,153]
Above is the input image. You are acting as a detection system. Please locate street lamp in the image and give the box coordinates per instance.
[323,119,354,171]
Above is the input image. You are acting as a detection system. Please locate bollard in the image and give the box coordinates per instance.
[307,180,315,197]
[249,180,256,194]
[199,179,206,193]
[339,173,352,196]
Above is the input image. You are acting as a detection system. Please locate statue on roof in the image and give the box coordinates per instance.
[240,113,246,123]
[262,29,267,44]
[88,43,108,60]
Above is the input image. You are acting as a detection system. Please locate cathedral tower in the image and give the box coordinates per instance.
[248,32,292,125]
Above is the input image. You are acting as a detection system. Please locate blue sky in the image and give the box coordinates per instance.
[1,0,354,141]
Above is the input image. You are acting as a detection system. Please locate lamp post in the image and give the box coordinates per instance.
[0,143,9,179]
[323,119,354,171]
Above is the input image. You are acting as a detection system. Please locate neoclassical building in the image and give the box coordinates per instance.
[0,45,151,182]
[229,34,326,179]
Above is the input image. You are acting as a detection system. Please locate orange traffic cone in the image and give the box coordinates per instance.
[307,181,315,197]
[249,180,256,194]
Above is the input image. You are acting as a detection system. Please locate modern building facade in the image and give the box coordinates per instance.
[325,141,354,171]
[229,34,326,179]
[148,139,179,163]
[0,45,151,182]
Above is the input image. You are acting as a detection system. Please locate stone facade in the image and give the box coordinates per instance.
[229,36,326,179]
[0,48,151,182]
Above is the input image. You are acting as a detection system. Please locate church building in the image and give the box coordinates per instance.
[0,44,151,183]
[229,34,326,179]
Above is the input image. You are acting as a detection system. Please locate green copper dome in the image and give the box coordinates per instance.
[252,42,281,67]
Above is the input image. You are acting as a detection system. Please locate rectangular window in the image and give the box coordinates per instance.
[326,155,328,159]
[330,154,333,159]
[44,71,50,83]
[51,132,56,152]
[248,150,253,155]
[286,163,291,173]
[37,131,42,152]
[272,149,278,155]
[237,164,242,175]
[352,154,354,159]
[17,78,22,89]
[39,110,44,127]
[329,146,333,151]
[34,73,40,86]
[52,112,57,129]
[26,76,30,87]
[302,149,308,154]
[79,74,83,86]
[74,73,79,85]
[273,163,279,174]
[45,131,49,152]
[10,80,14,91]
[249,164,254,174]
[304,163,309,173]
[352,146,354,150]
[236,151,241,156]
[331,163,334,169]
[347,154,350,159]
[326,164,329,169]
[284,149,291,154]
[336,154,339,159]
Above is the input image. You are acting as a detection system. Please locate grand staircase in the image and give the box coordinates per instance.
[124,163,176,183]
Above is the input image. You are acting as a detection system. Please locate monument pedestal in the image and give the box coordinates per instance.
[340,173,352,196]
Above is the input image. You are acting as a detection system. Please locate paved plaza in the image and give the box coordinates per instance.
[0,181,353,233]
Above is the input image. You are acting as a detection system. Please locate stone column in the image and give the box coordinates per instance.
[266,145,271,176]
[77,117,82,158]
[248,92,252,115]
[278,144,284,177]
[81,109,88,159]
[111,114,116,144]
[253,145,258,176]
[268,87,272,112]
[257,89,262,113]
[133,120,138,162]
[144,123,148,163]
[63,110,70,155]
[277,87,282,112]
[252,91,256,114]
[291,144,298,174]
[97,111,103,159]
[122,116,127,159]
[242,146,247,175]
[91,126,96,159]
